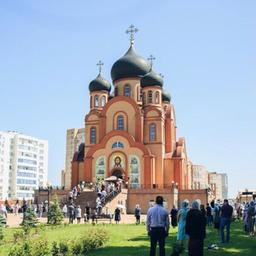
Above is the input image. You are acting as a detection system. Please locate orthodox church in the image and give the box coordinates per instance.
[72,26,193,212]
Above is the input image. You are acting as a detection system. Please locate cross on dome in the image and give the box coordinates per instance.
[148,54,156,69]
[96,60,104,74]
[126,25,138,46]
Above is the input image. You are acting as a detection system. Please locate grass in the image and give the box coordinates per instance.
[0,220,255,255]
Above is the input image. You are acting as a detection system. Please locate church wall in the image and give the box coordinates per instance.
[114,78,141,104]
[105,101,136,137]
[164,158,175,187]
[127,188,176,214]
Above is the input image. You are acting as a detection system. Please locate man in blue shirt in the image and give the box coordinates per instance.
[147,196,170,256]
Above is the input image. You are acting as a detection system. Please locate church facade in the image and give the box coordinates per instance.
[72,28,194,212]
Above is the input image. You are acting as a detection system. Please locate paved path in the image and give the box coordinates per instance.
[6,213,147,227]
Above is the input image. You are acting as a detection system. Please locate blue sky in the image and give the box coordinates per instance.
[0,1,255,197]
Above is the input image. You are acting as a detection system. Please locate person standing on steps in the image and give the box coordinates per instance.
[147,196,170,256]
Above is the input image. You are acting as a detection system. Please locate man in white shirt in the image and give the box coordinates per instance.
[147,196,170,256]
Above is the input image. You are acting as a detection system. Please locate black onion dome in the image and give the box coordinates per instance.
[111,45,151,82]
[89,74,111,92]
[162,90,171,102]
[141,69,163,88]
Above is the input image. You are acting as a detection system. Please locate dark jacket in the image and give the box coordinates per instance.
[220,204,233,218]
[185,209,206,239]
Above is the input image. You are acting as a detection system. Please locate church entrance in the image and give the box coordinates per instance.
[111,167,124,180]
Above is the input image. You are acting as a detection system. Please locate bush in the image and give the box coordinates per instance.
[48,195,64,225]
[8,239,50,256]
[13,230,25,242]
[21,205,38,235]
[0,214,6,242]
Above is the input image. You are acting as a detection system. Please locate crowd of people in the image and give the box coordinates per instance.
[147,197,238,256]
[237,200,256,236]
[65,180,123,224]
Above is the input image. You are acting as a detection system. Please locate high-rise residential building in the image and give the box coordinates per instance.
[191,165,209,189]
[220,173,228,199]
[0,131,48,200]
[62,128,85,190]
[208,172,223,200]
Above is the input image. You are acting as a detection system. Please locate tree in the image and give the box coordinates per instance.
[21,204,38,234]
[0,214,6,241]
[47,194,64,225]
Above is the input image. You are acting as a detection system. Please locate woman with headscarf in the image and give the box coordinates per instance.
[185,200,206,256]
[177,200,189,245]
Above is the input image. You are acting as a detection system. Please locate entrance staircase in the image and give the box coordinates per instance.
[102,189,128,214]
[71,188,128,215]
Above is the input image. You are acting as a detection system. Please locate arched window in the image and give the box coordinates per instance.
[149,123,156,141]
[96,156,105,180]
[124,84,130,97]
[117,115,124,130]
[90,127,96,144]
[129,156,140,188]
[148,90,153,103]
[155,91,160,104]
[112,141,124,149]
[94,95,99,107]
[101,96,106,107]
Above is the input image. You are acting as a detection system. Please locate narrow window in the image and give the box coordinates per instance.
[155,91,160,104]
[117,115,124,130]
[149,123,156,141]
[148,90,153,103]
[101,96,106,107]
[115,87,118,96]
[90,127,96,144]
[124,84,130,97]
[142,92,146,104]
[94,96,99,107]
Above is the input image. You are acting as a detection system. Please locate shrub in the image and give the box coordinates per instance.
[21,205,38,235]
[51,241,59,256]
[0,214,6,242]
[12,230,25,242]
[48,195,64,225]
[59,241,69,255]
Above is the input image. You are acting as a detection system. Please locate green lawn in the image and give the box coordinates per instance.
[1,221,255,255]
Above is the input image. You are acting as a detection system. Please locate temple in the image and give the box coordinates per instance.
[71,26,201,212]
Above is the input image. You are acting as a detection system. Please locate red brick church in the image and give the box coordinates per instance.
[71,26,206,212]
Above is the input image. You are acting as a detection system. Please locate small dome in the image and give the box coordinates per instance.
[141,69,163,88]
[111,45,151,82]
[89,74,111,92]
[162,90,171,102]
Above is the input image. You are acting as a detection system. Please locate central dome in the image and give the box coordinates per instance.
[111,45,151,82]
